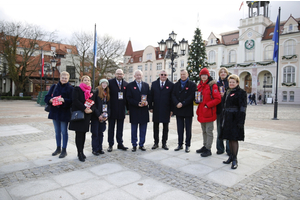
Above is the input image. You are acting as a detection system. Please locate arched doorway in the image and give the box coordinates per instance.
[244,73,252,93]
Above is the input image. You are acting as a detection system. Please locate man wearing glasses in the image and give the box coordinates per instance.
[107,69,129,152]
[149,70,174,150]
[172,69,196,153]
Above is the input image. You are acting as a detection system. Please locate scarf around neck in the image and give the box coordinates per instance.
[79,83,92,100]
[180,78,189,89]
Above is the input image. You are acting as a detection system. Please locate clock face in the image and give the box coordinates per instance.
[245,40,255,50]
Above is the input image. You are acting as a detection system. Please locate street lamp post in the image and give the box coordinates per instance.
[51,59,56,84]
[158,31,188,82]
[263,73,266,104]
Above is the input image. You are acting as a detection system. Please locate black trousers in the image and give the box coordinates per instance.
[153,122,169,145]
[75,131,86,154]
[108,118,124,147]
[176,116,192,147]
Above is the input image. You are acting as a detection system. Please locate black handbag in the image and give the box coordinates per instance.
[71,110,85,121]
[45,84,58,112]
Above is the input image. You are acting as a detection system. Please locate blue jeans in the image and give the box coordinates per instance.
[52,120,68,149]
[91,120,106,152]
[131,123,147,147]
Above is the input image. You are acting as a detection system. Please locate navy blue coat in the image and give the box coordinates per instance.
[126,81,150,124]
[44,82,73,122]
[91,88,111,120]
[149,78,174,123]
[108,78,128,119]
[172,79,197,117]
[216,75,229,115]
[69,86,95,133]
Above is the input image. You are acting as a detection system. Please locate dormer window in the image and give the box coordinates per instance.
[139,57,142,62]
[211,38,213,44]
[51,46,56,52]
[269,32,274,36]
[67,49,72,53]
[289,24,293,31]
[232,38,237,41]
[131,58,133,62]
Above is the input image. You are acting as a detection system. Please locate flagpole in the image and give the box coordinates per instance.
[272,7,281,120]
[40,48,43,92]
[93,24,96,89]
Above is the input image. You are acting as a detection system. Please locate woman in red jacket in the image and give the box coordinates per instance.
[196,68,221,157]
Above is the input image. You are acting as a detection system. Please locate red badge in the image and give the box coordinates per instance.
[134,87,136,89]
[124,86,126,89]
[230,93,235,97]
[166,86,169,89]
[186,87,188,90]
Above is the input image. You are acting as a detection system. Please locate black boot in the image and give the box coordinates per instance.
[223,154,233,164]
[231,156,238,169]
[78,152,85,162]
[59,148,67,158]
[52,147,61,156]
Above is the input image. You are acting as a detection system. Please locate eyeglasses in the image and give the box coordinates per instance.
[160,74,167,76]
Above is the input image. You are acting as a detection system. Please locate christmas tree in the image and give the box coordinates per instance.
[187,28,208,83]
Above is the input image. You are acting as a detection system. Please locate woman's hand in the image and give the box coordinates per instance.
[84,108,92,114]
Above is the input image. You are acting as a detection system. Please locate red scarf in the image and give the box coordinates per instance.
[79,83,93,100]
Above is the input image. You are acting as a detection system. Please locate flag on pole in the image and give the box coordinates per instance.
[272,15,279,62]
[239,1,244,11]
[93,28,97,68]
[41,51,44,77]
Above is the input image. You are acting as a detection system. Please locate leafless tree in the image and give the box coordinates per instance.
[0,20,55,95]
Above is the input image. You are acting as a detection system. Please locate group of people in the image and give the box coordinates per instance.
[44,67,247,169]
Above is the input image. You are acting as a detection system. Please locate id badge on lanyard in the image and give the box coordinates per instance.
[118,92,123,100]
[103,104,108,112]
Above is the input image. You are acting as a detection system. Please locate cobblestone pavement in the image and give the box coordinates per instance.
[0,100,300,199]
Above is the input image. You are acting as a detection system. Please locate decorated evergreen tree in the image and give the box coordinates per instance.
[187,28,208,83]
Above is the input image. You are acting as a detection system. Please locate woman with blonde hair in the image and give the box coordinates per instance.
[69,75,94,162]
[90,78,111,156]
[220,74,247,169]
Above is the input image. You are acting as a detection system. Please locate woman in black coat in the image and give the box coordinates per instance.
[69,75,94,162]
[220,74,247,169]
[44,71,73,158]
[90,79,111,156]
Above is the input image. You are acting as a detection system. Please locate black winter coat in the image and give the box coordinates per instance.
[149,78,174,123]
[44,82,73,122]
[220,85,247,141]
[91,88,111,120]
[69,86,95,132]
[216,76,229,115]
[126,81,150,124]
[108,78,128,119]
[172,79,197,117]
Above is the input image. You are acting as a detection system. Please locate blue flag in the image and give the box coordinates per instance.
[272,16,279,62]
[93,28,97,68]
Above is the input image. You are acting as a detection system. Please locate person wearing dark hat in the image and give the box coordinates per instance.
[107,69,129,152]
[90,78,110,156]
[172,69,196,153]
[196,68,221,157]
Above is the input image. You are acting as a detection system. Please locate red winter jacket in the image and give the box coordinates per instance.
[196,78,221,123]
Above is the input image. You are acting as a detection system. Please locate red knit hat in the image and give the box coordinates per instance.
[200,68,210,76]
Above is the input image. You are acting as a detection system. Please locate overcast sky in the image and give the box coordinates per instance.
[1,0,299,51]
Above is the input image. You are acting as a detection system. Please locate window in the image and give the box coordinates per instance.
[138,65,142,71]
[130,58,133,62]
[211,38,213,44]
[84,67,89,72]
[129,66,133,73]
[51,46,56,52]
[264,45,273,60]
[229,50,236,63]
[128,77,133,82]
[150,75,152,83]
[150,64,152,71]
[157,63,162,70]
[147,53,152,60]
[144,75,148,82]
[174,61,177,68]
[17,41,20,46]
[289,24,293,31]
[145,64,147,71]
[208,51,215,63]
[174,73,177,81]
[180,60,184,68]
[139,57,142,62]
[34,44,39,48]
[245,48,255,61]
[282,91,287,102]
[290,91,294,102]
[168,62,171,69]
[284,40,295,55]
[67,49,72,53]
[66,66,75,79]
[210,71,216,80]
[283,66,295,83]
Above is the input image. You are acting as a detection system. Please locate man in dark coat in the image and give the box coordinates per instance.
[126,70,150,152]
[107,69,129,152]
[172,69,196,153]
[149,70,174,150]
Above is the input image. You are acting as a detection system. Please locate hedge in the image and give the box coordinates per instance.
[0,96,32,100]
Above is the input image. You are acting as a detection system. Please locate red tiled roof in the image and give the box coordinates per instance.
[221,31,239,45]
[124,40,133,56]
